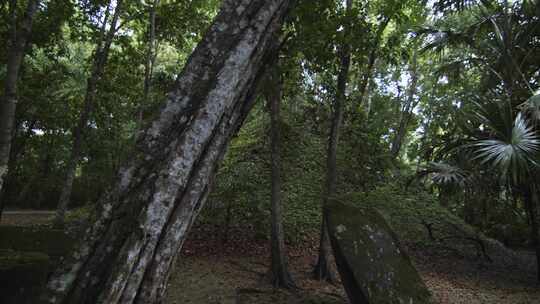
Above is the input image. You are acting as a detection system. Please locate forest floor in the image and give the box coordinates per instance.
[1,212,539,303]
[166,225,540,304]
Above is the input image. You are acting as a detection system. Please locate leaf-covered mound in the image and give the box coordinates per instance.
[341,185,524,267]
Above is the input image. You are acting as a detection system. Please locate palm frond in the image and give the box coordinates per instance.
[470,98,515,139]
[471,113,540,183]
[417,162,471,188]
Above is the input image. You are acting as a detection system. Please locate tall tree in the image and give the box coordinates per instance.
[356,16,392,112]
[138,0,160,128]
[54,0,124,226]
[390,47,419,160]
[354,0,415,116]
[313,0,353,282]
[265,63,295,288]
[0,0,39,218]
[43,0,292,302]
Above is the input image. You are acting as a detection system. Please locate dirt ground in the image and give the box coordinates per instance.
[166,228,540,304]
[165,247,540,304]
[166,255,346,304]
[2,212,539,303]
[417,249,540,304]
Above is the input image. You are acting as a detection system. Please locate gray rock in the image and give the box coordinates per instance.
[327,200,433,304]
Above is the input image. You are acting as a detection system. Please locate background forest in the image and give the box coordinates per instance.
[1,0,540,303]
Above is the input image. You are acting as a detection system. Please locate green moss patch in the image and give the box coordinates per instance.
[0,250,50,304]
[0,226,75,257]
[0,249,49,269]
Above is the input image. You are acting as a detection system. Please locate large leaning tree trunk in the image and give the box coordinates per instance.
[313,0,352,282]
[265,63,295,289]
[43,0,292,303]
[0,0,39,219]
[54,0,123,226]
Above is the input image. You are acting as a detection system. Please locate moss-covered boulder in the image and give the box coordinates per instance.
[327,200,433,304]
[0,250,50,304]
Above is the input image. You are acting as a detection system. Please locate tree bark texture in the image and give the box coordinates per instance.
[390,48,419,160]
[0,0,39,216]
[265,65,295,288]
[43,1,291,303]
[314,0,352,282]
[55,0,123,226]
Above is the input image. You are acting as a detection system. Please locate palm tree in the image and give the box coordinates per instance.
[469,96,540,281]
[422,0,540,281]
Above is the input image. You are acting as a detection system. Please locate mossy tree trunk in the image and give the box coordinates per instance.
[314,0,352,282]
[43,1,291,303]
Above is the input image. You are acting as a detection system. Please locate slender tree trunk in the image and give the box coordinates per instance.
[355,17,391,114]
[54,0,123,226]
[0,118,37,219]
[43,1,291,303]
[416,115,432,168]
[265,64,295,288]
[390,49,419,160]
[363,59,376,120]
[314,215,335,281]
[357,51,374,100]
[357,49,377,113]
[314,0,352,282]
[524,186,540,283]
[0,0,39,219]
[138,0,160,128]
[34,138,54,208]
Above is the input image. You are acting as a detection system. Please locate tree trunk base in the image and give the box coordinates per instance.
[312,255,336,283]
[266,268,297,290]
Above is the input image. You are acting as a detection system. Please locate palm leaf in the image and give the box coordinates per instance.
[417,162,471,188]
[471,113,540,184]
